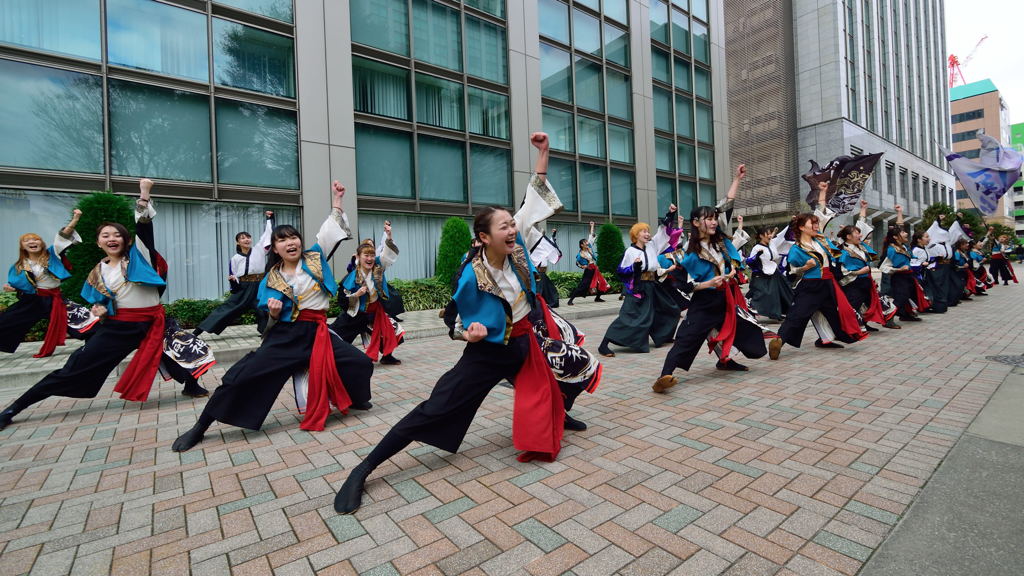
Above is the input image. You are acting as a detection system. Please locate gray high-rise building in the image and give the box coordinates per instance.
[724,0,954,234]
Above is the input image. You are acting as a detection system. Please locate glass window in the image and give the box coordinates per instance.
[108,79,211,182]
[540,43,573,102]
[418,135,466,202]
[650,0,669,44]
[466,16,507,84]
[692,21,709,63]
[677,142,695,176]
[0,0,100,60]
[611,169,635,216]
[470,144,511,206]
[674,57,692,92]
[350,0,409,56]
[697,147,715,180]
[465,0,505,19]
[579,163,607,214]
[215,0,293,23]
[107,0,208,82]
[696,102,713,143]
[416,73,463,130]
[576,0,600,10]
[699,183,716,206]
[572,9,602,57]
[574,57,604,112]
[606,70,632,120]
[549,157,577,211]
[355,124,413,198]
[652,48,671,84]
[653,87,673,132]
[604,0,628,24]
[657,177,676,209]
[0,59,103,174]
[352,57,409,120]
[604,23,629,67]
[213,18,295,98]
[467,87,509,139]
[577,116,605,159]
[671,10,690,54]
[412,0,461,71]
[215,99,297,189]
[693,65,711,100]
[608,124,633,164]
[538,0,570,43]
[655,137,675,172]
[692,0,708,22]
[679,180,696,211]
[675,94,694,138]
[543,107,575,152]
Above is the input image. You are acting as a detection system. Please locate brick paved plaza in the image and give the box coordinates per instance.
[0,288,1020,576]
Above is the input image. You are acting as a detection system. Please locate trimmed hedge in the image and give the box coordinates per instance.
[596,222,626,277]
[434,217,472,287]
[547,271,623,298]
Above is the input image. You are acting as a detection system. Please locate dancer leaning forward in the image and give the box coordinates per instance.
[333,132,574,514]
[172,181,373,451]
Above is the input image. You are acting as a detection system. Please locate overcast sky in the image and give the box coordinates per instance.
[945,0,1024,125]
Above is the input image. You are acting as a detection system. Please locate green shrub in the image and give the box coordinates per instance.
[391,277,452,311]
[596,222,626,277]
[547,270,622,297]
[435,217,472,286]
[64,192,136,304]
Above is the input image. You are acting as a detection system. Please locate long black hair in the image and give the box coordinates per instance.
[883,224,908,256]
[265,224,303,270]
[686,205,724,254]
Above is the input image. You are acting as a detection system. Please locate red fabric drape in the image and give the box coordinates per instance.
[364,301,400,362]
[297,309,351,431]
[862,279,886,324]
[820,268,867,341]
[111,305,166,402]
[509,310,563,463]
[964,269,978,294]
[706,280,745,361]
[33,287,67,358]
[587,264,609,293]
[911,277,931,312]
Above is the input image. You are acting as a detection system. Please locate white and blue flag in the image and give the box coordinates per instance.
[941,132,1023,216]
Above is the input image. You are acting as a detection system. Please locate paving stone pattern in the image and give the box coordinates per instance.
[0,290,1021,575]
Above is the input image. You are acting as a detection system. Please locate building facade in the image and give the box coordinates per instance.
[0,0,731,299]
[1010,121,1024,239]
[949,79,1013,226]
[723,0,955,239]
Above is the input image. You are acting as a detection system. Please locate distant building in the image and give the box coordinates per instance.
[723,0,955,241]
[1010,122,1024,239]
[949,79,1014,226]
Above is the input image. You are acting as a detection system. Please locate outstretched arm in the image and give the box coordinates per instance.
[895,204,904,227]
[532,132,549,184]
[53,209,83,254]
[315,181,352,256]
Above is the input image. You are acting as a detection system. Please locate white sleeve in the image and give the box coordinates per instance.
[516,174,563,251]
[771,227,794,256]
[52,230,81,255]
[856,218,874,238]
[649,225,671,255]
[378,236,399,270]
[731,228,750,250]
[249,217,274,273]
[315,209,351,255]
[813,206,836,230]
[135,198,157,223]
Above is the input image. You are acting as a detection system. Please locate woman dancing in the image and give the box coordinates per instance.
[566,222,608,305]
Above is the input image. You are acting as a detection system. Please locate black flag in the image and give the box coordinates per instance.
[802,153,883,214]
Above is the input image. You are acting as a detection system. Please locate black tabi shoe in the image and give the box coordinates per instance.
[172,425,206,452]
[381,355,401,365]
[350,401,373,411]
[334,463,371,514]
[0,407,19,431]
[567,298,575,306]
[899,315,922,322]
[715,359,749,371]
[564,414,587,431]
[182,384,209,398]
[814,339,844,349]
[595,296,605,302]
[598,341,615,358]
[865,325,879,332]
[883,319,902,329]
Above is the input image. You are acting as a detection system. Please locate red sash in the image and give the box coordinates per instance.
[33,287,67,358]
[509,307,563,463]
[364,300,400,362]
[587,264,609,293]
[912,278,931,312]
[297,309,351,431]
[862,278,886,324]
[111,305,166,402]
[965,269,978,294]
[706,279,746,361]
[820,268,867,341]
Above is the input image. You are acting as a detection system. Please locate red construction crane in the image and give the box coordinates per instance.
[948,35,989,88]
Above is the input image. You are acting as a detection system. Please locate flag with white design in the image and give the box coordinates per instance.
[940,132,1023,216]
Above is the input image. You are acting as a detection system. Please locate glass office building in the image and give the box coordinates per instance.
[0,0,729,295]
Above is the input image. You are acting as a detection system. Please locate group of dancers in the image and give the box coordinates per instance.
[0,134,1015,517]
